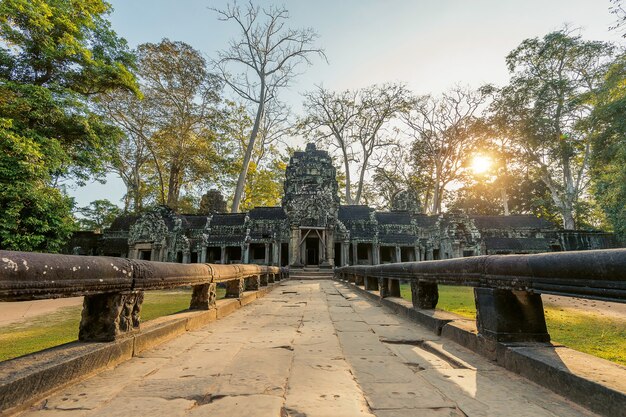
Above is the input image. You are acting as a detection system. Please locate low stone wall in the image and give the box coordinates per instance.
[0,284,280,415]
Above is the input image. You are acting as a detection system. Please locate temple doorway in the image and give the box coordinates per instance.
[305,236,320,265]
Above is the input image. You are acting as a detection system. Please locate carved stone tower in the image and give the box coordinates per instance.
[282,143,340,267]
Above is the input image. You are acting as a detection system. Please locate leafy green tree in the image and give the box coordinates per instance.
[590,53,626,240]
[499,29,615,229]
[76,199,121,231]
[0,0,138,251]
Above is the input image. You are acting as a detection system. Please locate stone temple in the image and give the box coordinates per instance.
[72,143,618,265]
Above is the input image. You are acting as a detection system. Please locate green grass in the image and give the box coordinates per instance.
[400,284,626,366]
[0,288,226,362]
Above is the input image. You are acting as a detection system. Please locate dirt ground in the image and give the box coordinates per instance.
[542,295,626,320]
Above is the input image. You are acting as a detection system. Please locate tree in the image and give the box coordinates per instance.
[0,0,138,251]
[213,1,324,212]
[300,83,411,205]
[590,53,626,240]
[100,39,225,212]
[610,0,626,37]
[403,86,490,214]
[300,86,359,203]
[500,29,615,229]
[76,199,121,231]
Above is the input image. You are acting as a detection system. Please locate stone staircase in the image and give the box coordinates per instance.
[289,267,335,280]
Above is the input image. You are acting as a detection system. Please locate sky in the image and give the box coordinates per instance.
[68,0,622,208]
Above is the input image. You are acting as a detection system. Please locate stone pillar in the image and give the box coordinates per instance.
[226,278,245,298]
[246,275,261,290]
[474,288,550,343]
[200,247,207,263]
[79,291,144,342]
[220,245,226,264]
[264,243,270,264]
[352,243,358,265]
[410,280,439,309]
[373,244,380,265]
[342,242,349,266]
[378,278,389,298]
[183,252,190,264]
[415,247,420,262]
[190,283,216,310]
[290,227,301,266]
[243,243,250,263]
[395,246,402,263]
[325,230,334,266]
[272,242,280,266]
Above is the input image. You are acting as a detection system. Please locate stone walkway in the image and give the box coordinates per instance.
[18,281,596,417]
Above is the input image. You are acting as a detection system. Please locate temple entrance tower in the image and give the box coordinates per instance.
[282,143,340,267]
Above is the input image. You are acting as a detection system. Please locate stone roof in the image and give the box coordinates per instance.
[471,215,554,230]
[376,211,412,225]
[338,205,374,221]
[483,237,552,252]
[180,215,208,229]
[412,215,438,228]
[248,207,287,220]
[210,213,247,226]
[378,232,417,245]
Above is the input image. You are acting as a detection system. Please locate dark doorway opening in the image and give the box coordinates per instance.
[281,243,289,266]
[305,237,319,265]
[334,242,342,266]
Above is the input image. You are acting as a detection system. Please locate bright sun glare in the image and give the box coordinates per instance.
[471,155,492,174]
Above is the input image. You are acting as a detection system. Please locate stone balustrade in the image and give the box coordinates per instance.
[0,250,285,342]
[335,248,626,343]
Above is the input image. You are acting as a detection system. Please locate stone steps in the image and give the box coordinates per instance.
[289,268,334,280]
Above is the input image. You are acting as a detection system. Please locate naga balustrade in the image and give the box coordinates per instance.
[0,250,286,342]
[335,248,626,343]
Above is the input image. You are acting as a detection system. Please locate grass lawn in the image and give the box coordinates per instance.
[0,288,226,362]
[400,284,626,366]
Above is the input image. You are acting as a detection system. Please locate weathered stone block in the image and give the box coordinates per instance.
[364,276,378,291]
[378,278,389,298]
[225,278,245,298]
[474,288,550,343]
[79,291,144,342]
[410,280,439,309]
[190,283,216,310]
[246,275,261,291]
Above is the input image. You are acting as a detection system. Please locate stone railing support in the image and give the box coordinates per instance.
[410,280,439,309]
[226,278,245,298]
[190,283,217,310]
[79,291,144,342]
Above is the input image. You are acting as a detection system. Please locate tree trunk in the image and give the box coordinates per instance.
[342,151,353,204]
[232,91,265,213]
[354,155,369,205]
[500,188,510,216]
[167,163,181,210]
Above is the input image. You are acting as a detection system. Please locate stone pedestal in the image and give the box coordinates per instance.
[79,291,144,342]
[226,278,245,298]
[246,275,261,291]
[474,288,550,343]
[364,276,378,291]
[190,283,217,310]
[410,280,439,309]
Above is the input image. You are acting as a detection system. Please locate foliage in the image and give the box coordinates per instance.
[300,83,412,205]
[403,86,491,214]
[497,29,615,229]
[0,0,137,250]
[76,199,122,231]
[590,53,626,241]
[213,1,324,212]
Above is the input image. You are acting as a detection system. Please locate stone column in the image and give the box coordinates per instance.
[342,242,349,266]
[474,288,550,343]
[79,291,144,342]
[290,226,301,266]
[183,252,190,264]
[395,246,402,263]
[226,278,245,298]
[220,245,226,264]
[264,243,270,264]
[352,243,358,265]
[325,229,334,266]
[190,283,216,310]
[414,247,420,262]
[389,279,401,297]
[200,247,207,263]
[246,275,260,290]
[272,242,280,266]
[243,243,250,263]
[372,244,380,265]
[410,280,439,309]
